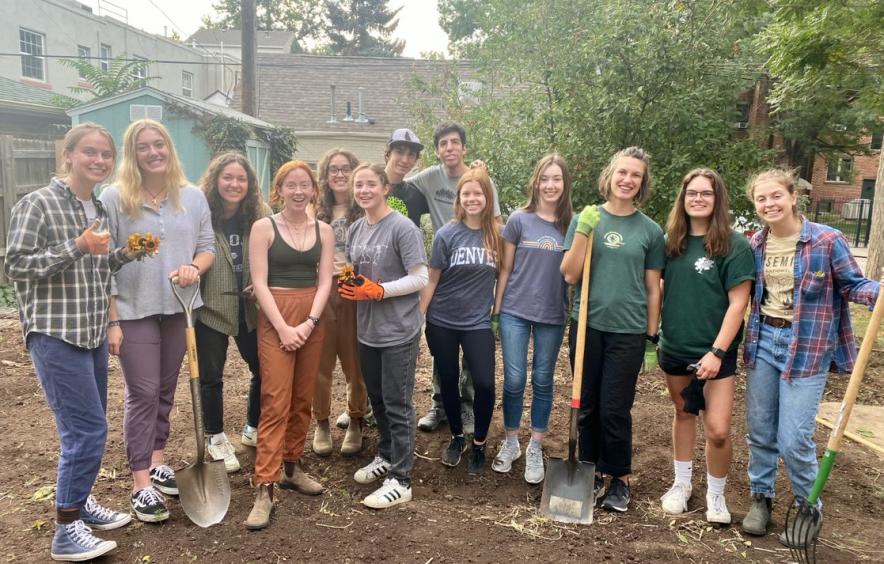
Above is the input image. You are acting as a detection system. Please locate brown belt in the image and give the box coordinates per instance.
[762,315,792,329]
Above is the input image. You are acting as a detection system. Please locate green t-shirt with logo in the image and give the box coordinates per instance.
[563,208,665,333]
[660,232,756,359]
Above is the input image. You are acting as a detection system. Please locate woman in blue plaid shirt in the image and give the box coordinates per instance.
[740,169,881,547]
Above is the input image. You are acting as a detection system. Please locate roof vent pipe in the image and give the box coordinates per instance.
[326,85,338,123]
[356,86,368,123]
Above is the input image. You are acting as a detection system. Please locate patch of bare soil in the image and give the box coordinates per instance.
[0,307,882,563]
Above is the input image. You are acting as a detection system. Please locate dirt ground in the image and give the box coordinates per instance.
[1,306,883,564]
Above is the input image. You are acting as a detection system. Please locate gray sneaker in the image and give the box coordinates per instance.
[741,493,772,536]
[524,443,545,484]
[491,440,522,473]
[418,408,447,432]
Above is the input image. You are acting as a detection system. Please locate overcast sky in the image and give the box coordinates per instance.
[89,0,450,58]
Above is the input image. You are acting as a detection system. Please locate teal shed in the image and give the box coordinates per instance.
[66,86,274,197]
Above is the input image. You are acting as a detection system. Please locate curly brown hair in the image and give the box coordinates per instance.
[315,148,362,226]
[199,151,265,231]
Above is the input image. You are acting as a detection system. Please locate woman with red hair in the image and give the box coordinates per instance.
[245,161,335,530]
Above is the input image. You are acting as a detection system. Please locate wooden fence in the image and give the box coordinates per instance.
[0,135,61,283]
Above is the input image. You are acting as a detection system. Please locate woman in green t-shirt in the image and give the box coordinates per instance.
[658,168,754,525]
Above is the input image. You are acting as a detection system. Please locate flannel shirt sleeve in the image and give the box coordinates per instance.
[4,199,84,281]
[831,233,878,307]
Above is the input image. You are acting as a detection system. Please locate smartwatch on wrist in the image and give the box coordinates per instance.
[710,347,726,359]
[646,334,659,345]
[307,315,320,328]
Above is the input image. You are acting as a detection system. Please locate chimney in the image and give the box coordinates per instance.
[326,85,338,124]
[356,87,369,123]
[342,101,354,122]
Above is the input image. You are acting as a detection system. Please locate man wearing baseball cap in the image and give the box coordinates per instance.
[385,128,429,228]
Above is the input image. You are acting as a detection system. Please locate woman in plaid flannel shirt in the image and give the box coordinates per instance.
[740,169,881,546]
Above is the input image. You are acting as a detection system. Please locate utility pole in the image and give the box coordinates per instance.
[241,0,257,117]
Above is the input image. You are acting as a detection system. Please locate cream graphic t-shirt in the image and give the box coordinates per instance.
[761,232,799,320]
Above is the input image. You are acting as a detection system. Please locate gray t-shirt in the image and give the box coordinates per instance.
[427,221,497,331]
[347,210,427,347]
[100,184,215,320]
[500,210,568,325]
[407,164,501,231]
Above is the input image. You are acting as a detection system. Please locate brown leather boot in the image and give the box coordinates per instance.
[340,417,363,457]
[312,419,333,457]
[279,461,324,495]
[245,484,273,530]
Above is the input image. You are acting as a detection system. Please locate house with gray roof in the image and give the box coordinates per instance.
[0,76,69,138]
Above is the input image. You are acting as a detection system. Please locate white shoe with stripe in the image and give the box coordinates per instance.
[362,478,412,509]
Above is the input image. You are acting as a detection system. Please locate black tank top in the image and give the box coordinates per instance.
[267,217,321,288]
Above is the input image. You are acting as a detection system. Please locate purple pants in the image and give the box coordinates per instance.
[119,314,186,471]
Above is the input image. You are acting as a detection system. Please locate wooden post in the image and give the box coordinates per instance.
[0,135,17,284]
[241,0,257,117]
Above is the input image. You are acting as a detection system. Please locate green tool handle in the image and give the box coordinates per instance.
[807,288,884,504]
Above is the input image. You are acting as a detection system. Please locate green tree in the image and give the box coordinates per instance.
[759,0,884,275]
[416,0,772,220]
[53,54,154,107]
[325,0,404,57]
[201,0,325,50]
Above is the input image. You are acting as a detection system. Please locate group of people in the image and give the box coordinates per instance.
[6,117,879,561]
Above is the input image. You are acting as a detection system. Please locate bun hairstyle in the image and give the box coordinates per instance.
[598,146,652,206]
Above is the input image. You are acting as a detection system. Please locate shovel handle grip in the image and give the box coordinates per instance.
[571,234,593,405]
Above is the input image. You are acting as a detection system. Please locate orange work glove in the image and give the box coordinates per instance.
[338,274,385,301]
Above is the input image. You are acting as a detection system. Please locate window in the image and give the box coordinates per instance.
[76,45,91,79]
[872,132,883,152]
[129,104,163,121]
[133,55,148,80]
[19,28,46,80]
[100,44,112,72]
[826,156,853,183]
[182,71,193,97]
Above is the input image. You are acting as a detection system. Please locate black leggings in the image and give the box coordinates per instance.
[425,322,495,441]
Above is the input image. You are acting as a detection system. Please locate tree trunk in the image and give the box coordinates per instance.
[864,155,884,277]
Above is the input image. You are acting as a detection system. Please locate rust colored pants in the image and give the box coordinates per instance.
[313,282,369,421]
[254,288,325,485]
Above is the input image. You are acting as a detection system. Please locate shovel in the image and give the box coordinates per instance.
[784,288,884,563]
[540,233,595,525]
[170,276,231,528]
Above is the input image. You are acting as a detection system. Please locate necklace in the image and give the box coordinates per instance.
[143,185,167,206]
[280,212,309,250]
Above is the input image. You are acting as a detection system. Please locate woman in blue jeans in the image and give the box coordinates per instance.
[740,169,880,546]
[491,153,573,484]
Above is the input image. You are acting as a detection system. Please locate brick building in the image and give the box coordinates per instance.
[810,133,882,203]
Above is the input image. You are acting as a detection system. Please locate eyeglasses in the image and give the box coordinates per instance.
[329,166,352,176]
[686,190,715,200]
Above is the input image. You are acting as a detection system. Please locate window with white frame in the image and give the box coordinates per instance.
[20,28,46,81]
[77,45,91,79]
[100,44,112,72]
[182,71,193,97]
[826,156,853,183]
[133,55,148,80]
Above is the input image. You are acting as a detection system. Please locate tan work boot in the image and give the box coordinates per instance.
[312,419,333,457]
[245,484,273,530]
[340,417,363,457]
[279,461,324,495]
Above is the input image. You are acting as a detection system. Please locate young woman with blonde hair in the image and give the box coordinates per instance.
[100,119,215,522]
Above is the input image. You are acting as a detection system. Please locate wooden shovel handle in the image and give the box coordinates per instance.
[571,233,593,407]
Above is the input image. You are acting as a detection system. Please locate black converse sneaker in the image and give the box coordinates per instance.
[467,443,487,475]
[149,464,178,495]
[130,487,169,523]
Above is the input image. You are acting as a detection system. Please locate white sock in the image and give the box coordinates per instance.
[707,473,727,497]
[674,460,692,485]
[505,434,519,447]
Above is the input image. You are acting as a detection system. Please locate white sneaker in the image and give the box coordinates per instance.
[660,481,692,514]
[491,440,522,473]
[524,443,545,484]
[362,478,412,509]
[354,456,391,484]
[241,424,257,447]
[207,433,240,473]
[706,492,731,524]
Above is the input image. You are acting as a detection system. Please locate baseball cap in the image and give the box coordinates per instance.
[387,128,424,152]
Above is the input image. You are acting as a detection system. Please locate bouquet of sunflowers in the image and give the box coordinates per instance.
[127,232,161,260]
[339,263,362,286]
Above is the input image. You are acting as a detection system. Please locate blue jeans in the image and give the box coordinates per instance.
[746,323,829,500]
[499,312,565,432]
[28,333,108,510]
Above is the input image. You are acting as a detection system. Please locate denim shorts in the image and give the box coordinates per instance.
[657,347,738,379]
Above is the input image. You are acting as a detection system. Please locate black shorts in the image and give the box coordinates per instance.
[657,347,738,379]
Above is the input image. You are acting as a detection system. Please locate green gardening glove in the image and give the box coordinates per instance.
[576,205,601,236]
[491,313,500,340]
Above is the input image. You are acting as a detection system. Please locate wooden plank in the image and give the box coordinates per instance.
[0,135,16,285]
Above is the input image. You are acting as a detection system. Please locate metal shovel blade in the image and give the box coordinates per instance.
[540,457,595,525]
[177,458,231,528]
